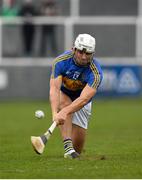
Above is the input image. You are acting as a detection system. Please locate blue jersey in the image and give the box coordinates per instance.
[51,50,103,100]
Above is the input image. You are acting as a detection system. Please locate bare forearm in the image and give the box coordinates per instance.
[49,77,62,116]
[64,96,88,114]
[50,89,60,115]
[61,85,96,115]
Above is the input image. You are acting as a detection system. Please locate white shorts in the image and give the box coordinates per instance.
[72,102,92,129]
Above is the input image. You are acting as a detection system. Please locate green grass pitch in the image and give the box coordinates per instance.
[0,98,142,178]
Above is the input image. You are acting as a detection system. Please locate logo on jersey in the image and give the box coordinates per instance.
[73,71,80,80]
[66,71,81,80]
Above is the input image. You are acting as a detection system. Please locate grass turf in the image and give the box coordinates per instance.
[0,98,142,178]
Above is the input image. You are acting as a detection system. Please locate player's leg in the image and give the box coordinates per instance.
[59,91,72,139]
[59,91,80,158]
[72,102,92,154]
[72,124,86,154]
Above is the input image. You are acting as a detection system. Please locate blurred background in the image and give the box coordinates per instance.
[0,0,142,100]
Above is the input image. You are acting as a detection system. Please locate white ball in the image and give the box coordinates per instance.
[35,110,45,119]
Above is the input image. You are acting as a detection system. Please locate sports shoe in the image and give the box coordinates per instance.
[64,151,80,159]
[31,136,45,154]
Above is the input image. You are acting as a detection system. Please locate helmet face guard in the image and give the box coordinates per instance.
[74,34,96,53]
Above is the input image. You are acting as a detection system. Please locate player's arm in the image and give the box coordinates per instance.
[49,76,62,118]
[63,84,96,115]
[55,84,96,123]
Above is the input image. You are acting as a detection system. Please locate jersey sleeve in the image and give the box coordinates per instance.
[51,60,63,79]
[87,61,103,89]
[51,50,73,79]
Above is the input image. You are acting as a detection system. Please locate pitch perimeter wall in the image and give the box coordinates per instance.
[0,62,142,100]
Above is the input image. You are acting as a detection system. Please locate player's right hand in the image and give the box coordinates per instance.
[54,113,65,125]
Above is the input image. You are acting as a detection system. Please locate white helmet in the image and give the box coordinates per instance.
[74,34,96,53]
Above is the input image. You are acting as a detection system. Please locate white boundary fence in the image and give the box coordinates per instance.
[0,0,142,65]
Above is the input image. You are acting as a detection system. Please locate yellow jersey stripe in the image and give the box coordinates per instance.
[92,64,100,88]
[52,53,73,78]
[54,53,73,63]
[92,68,100,89]
[90,63,101,89]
